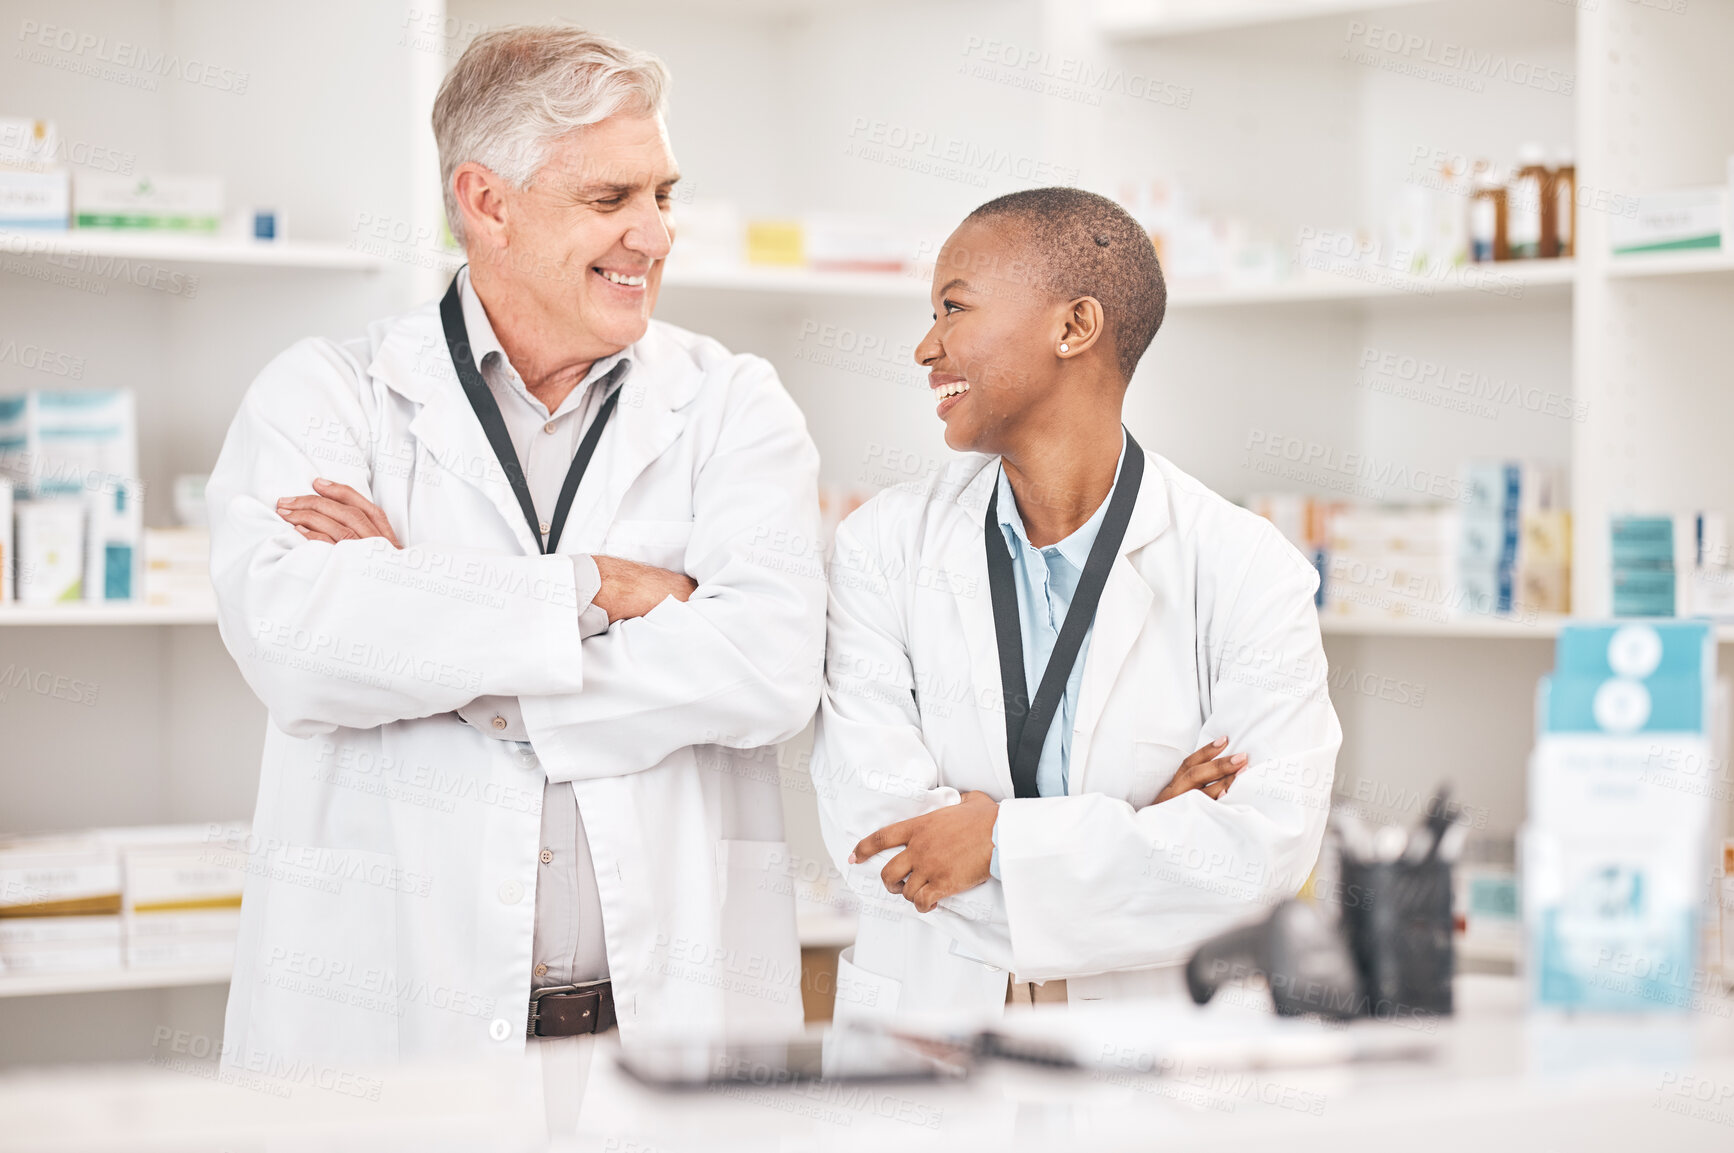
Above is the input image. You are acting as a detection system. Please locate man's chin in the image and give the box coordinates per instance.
[592,311,652,353]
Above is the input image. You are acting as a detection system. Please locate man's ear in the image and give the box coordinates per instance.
[1055,297,1106,359]
[452,162,511,251]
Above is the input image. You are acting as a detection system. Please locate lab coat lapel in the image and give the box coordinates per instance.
[373,305,545,557]
[1071,451,1169,793]
[946,462,1016,799]
[560,362,688,554]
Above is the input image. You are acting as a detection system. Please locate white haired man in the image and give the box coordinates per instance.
[209,26,823,1064]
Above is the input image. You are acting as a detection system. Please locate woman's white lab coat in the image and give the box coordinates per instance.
[208,301,823,1066]
[813,449,1341,1021]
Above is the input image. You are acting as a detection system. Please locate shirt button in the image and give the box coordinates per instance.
[488,1018,512,1042]
[539,521,551,534]
[497,880,524,905]
[491,715,507,730]
[534,963,549,978]
[540,848,554,864]
[543,421,557,434]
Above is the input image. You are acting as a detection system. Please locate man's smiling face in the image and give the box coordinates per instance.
[485,113,679,354]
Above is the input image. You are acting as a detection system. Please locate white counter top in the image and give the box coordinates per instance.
[4,977,1732,1152]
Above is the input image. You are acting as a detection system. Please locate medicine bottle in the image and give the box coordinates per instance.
[1507,143,1549,260]
[1550,148,1576,258]
[1470,162,1508,262]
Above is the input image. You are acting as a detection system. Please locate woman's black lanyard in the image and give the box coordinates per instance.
[984,429,1144,798]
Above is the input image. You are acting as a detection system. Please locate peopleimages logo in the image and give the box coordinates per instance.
[15,20,250,94]
[1342,21,1574,95]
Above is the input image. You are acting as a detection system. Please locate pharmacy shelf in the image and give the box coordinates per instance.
[0,603,217,626]
[1324,614,1734,643]
[1605,249,1734,281]
[660,263,928,300]
[1172,260,1574,308]
[658,260,1575,308]
[1097,0,1435,41]
[0,961,231,999]
[1320,614,1565,640]
[0,229,389,272]
[1,918,855,1000]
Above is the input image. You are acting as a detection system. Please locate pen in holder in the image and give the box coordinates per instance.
[1339,855,1454,1017]
[1186,784,1467,1020]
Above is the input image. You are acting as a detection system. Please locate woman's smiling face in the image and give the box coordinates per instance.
[914,219,1069,455]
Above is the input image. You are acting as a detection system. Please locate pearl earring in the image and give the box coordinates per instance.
[1059,343,1070,353]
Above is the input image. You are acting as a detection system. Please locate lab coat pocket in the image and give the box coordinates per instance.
[1130,739,1188,808]
[714,838,803,1026]
[833,945,902,1023]
[244,846,401,1065]
[602,518,695,572]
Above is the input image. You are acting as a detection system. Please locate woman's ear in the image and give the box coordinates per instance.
[1055,297,1106,359]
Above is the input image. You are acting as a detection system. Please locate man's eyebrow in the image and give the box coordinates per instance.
[936,277,974,296]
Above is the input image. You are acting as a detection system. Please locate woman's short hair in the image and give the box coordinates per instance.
[965,187,1167,381]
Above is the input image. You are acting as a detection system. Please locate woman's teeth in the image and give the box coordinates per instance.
[935,381,969,398]
[600,270,646,287]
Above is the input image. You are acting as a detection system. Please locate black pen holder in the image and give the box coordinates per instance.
[1339,857,1454,1018]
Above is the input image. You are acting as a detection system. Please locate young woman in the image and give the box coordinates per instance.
[814,188,1341,1016]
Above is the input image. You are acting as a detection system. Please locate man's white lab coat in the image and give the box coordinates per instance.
[208,300,823,1064]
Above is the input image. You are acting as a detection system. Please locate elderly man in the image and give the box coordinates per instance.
[208,26,822,1064]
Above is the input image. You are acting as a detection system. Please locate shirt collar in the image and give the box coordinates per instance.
[996,433,1128,568]
[457,266,633,416]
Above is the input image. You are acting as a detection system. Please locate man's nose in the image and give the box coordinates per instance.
[625,199,673,260]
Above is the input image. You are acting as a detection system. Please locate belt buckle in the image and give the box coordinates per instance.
[527,978,609,1038]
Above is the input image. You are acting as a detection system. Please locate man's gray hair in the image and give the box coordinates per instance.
[433,25,671,245]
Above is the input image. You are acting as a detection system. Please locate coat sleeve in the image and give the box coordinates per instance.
[521,358,827,782]
[993,526,1342,980]
[811,503,1015,970]
[207,339,588,736]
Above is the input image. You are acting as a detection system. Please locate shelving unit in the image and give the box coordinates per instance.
[1605,250,1734,281]
[0,962,233,1000]
[1096,0,1434,41]
[0,0,441,1065]
[0,603,217,626]
[660,258,1575,308]
[0,230,390,272]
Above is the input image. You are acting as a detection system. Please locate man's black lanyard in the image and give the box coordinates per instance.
[439,272,626,555]
[985,429,1144,799]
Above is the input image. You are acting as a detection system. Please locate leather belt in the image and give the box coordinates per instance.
[527,980,616,1038]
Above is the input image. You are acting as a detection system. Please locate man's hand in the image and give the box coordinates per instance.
[277,478,400,546]
[592,555,698,622]
[848,790,998,914]
[1152,738,1247,805]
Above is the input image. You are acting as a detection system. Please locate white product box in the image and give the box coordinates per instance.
[0,479,12,602]
[0,939,123,973]
[123,844,245,915]
[143,527,214,607]
[0,842,121,914]
[14,499,84,603]
[126,935,236,970]
[0,914,121,947]
[0,117,57,166]
[74,173,224,232]
[0,167,70,230]
[1720,839,1733,978]
[1610,187,1727,255]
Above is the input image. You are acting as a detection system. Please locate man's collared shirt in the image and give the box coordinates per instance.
[451,266,628,987]
[988,439,1125,878]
